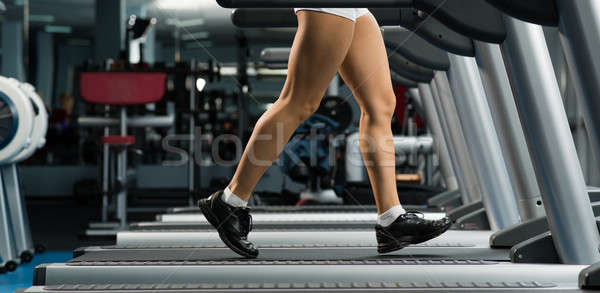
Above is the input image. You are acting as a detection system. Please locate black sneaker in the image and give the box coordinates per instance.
[375,211,451,253]
[198,190,258,258]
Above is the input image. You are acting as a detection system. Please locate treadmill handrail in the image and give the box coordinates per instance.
[78,115,175,128]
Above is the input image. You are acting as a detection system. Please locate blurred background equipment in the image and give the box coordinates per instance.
[4,1,600,292]
[0,76,48,273]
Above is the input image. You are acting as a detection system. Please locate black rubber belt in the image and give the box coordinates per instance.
[70,247,508,262]
[124,228,375,232]
[130,222,378,231]
[101,242,475,249]
[168,205,441,214]
[44,281,556,290]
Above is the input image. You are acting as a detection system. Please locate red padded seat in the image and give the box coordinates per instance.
[80,72,167,105]
[102,135,135,146]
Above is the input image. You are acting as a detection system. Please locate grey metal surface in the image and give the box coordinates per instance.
[25,282,581,292]
[345,133,435,182]
[188,61,197,206]
[260,47,290,63]
[116,108,127,228]
[101,107,110,222]
[556,0,600,178]
[0,168,17,267]
[426,81,477,204]
[37,262,586,287]
[116,230,493,247]
[2,164,34,257]
[500,15,600,265]
[77,116,175,128]
[432,74,484,205]
[410,87,458,191]
[446,55,521,230]
[392,136,434,154]
[473,42,544,221]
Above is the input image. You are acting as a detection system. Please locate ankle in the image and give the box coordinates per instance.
[377,205,406,227]
[222,186,248,207]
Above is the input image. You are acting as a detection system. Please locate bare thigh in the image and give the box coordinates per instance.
[283,11,356,106]
[338,13,395,113]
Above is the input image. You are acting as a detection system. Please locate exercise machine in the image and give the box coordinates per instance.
[0,77,48,273]
[23,0,600,291]
[79,72,170,236]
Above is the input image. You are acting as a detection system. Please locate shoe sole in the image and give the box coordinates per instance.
[377,221,453,254]
[198,199,259,259]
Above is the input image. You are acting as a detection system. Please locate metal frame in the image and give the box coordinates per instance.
[0,162,35,272]
[500,15,600,264]
[408,88,458,192]
[426,81,480,205]
[435,74,489,203]
[115,108,128,229]
[445,54,521,230]
[0,168,18,272]
[473,42,545,220]
[555,0,600,180]
[2,164,34,260]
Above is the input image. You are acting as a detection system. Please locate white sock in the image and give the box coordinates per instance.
[378,205,406,227]
[221,187,248,207]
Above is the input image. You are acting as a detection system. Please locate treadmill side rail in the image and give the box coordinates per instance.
[510,232,560,264]
[447,200,484,222]
[455,208,490,230]
[426,189,462,209]
[580,261,600,290]
[490,216,549,248]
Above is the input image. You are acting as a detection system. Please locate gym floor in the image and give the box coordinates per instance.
[0,251,71,292]
[1,198,123,291]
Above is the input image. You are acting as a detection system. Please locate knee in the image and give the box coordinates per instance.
[279,95,321,123]
[361,93,397,124]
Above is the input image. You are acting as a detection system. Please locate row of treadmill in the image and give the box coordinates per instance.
[20,0,600,292]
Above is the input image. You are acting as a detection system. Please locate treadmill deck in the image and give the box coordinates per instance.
[72,246,509,262]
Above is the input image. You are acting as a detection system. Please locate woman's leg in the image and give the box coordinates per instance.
[227,11,356,201]
[338,13,401,215]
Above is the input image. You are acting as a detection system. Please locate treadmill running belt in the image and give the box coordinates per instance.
[130,221,373,230]
[102,241,474,249]
[70,246,509,262]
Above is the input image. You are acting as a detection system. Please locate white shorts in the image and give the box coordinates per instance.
[294,8,370,22]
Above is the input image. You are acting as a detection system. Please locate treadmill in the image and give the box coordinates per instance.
[120,8,536,249]
[167,204,378,214]
[24,1,600,292]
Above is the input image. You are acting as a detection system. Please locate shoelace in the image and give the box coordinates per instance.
[404,210,426,219]
[235,208,253,236]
